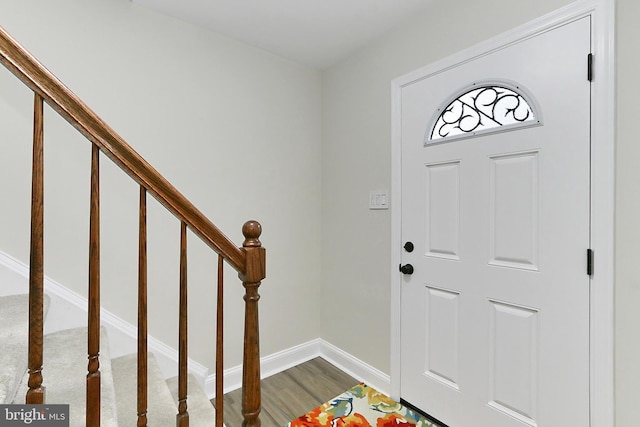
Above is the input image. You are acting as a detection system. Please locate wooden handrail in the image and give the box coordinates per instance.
[0,25,246,273]
[1,23,266,427]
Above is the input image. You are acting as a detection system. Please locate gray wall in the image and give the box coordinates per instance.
[615,0,639,424]
[0,0,323,370]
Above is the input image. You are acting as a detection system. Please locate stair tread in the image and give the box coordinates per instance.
[2,292,219,426]
[0,293,50,404]
[12,326,118,427]
[111,353,178,426]
[166,374,218,426]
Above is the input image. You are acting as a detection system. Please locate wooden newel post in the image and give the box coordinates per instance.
[239,221,265,427]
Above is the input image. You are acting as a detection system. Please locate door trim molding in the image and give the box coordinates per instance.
[389,1,615,425]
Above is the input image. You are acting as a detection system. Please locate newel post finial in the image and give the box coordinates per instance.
[242,220,262,248]
[240,220,265,427]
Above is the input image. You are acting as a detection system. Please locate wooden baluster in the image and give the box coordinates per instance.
[177,222,189,427]
[87,144,101,427]
[216,254,224,427]
[138,187,148,426]
[26,92,45,404]
[240,221,266,427]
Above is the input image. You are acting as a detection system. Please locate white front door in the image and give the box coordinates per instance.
[400,17,591,426]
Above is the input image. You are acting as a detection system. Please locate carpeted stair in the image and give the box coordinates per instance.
[166,373,217,427]
[13,326,119,426]
[0,293,217,426]
[112,353,181,425]
[0,293,50,405]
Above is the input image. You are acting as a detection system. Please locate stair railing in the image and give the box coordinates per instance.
[0,25,265,427]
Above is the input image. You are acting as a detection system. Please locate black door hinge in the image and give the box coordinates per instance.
[587,249,594,276]
[587,53,594,82]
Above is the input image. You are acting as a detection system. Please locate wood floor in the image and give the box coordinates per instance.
[218,357,359,427]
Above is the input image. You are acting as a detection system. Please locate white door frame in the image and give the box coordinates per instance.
[389,1,615,425]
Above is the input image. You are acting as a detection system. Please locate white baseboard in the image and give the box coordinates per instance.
[205,338,391,399]
[318,340,391,396]
[205,339,322,397]
[0,250,209,385]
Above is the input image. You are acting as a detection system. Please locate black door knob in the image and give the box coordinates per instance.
[399,264,414,275]
[404,242,414,252]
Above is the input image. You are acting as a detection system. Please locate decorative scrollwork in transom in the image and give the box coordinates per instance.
[427,82,541,144]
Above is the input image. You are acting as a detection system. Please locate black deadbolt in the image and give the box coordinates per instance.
[403,242,414,252]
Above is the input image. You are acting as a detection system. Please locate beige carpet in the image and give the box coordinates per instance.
[0,294,49,405]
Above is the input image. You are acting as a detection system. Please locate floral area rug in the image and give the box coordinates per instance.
[285,383,437,427]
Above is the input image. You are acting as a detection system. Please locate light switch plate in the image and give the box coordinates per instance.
[369,191,388,210]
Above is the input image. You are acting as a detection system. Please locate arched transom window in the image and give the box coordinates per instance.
[426,81,542,144]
